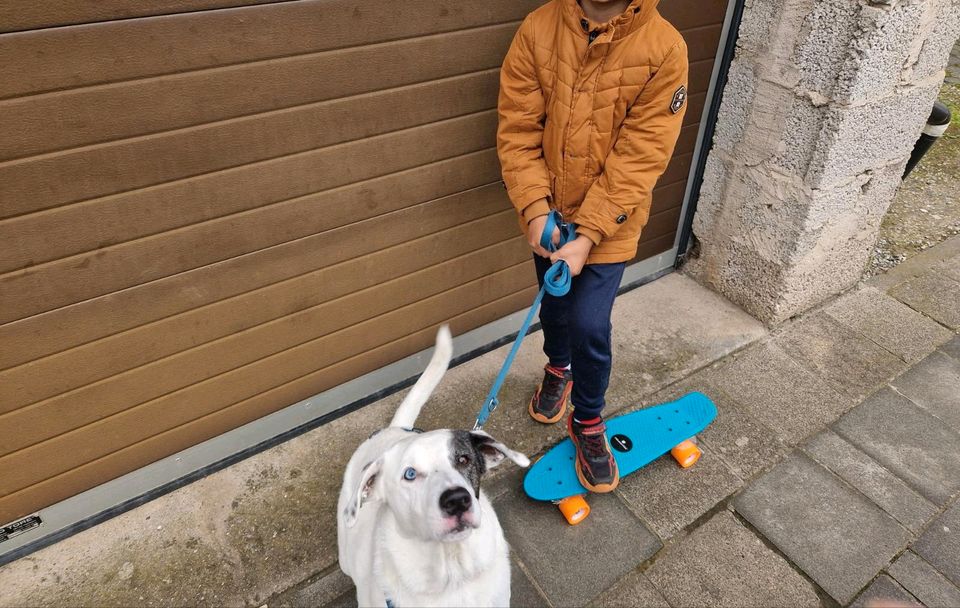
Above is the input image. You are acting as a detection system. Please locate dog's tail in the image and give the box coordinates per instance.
[390,325,453,429]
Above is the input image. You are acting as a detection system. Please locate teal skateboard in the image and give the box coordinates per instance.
[523,392,717,524]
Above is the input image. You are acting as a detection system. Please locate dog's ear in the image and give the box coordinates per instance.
[344,457,383,528]
[470,431,530,470]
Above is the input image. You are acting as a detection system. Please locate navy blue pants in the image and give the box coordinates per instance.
[534,255,625,420]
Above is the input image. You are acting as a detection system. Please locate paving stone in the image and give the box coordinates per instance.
[850,574,921,608]
[734,452,912,604]
[932,254,960,284]
[824,286,953,363]
[588,570,669,608]
[834,388,960,506]
[913,501,960,588]
[889,550,960,608]
[708,341,850,445]
[645,511,819,608]
[510,556,550,608]
[890,273,960,330]
[495,491,661,607]
[322,590,357,608]
[273,569,353,608]
[777,312,906,401]
[616,445,742,540]
[940,334,960,360]
[651,376,790,480]
[890,351,960,434]
[803,429,937,533]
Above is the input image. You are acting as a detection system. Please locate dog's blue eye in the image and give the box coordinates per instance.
[403,467,417,481]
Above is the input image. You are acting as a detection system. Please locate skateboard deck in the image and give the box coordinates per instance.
[524,393,717,509]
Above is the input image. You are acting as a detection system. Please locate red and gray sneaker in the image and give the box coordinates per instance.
[567,415,620,493]
[528,364,572,424]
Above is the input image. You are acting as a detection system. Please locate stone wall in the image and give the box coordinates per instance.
[687,0,960,324]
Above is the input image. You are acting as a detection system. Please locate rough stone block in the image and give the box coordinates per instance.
[616,444,742,540]
[907,0,960,84]
[834,388,960,506]
[803,429,937,533]
[794,0,861,101]
[495,491,661,607]
[710,60,757,154]
[890,272,960,330]
[734,452,912,605]
[850,574,922,608]
[588,570,669,608]
[645,511,820,608]
[889,550,960,608]
[913,501,960,588]
[890,351,960,434]
[708,341,849,445]
[824,287,953,364]
[809,80,941,188]
[776,312,906,401]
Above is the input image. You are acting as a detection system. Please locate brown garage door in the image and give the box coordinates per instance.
[0,0,730,525]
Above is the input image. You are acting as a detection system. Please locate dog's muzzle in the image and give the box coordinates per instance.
[439,487,472,517]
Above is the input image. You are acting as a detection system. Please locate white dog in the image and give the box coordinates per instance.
[337,326,529,607]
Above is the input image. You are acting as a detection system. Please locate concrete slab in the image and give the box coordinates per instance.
[271,569,353,608]
[494,491,661,607]
[588,570,669,608]
[888,550,960,608]
[913,501,960,588]
[616,445,742,541]
[941,334,960,360]
[850,574,921,608]
[868,235,960,293]
[651,375,790,480]
[510,557,550,608]
[644,511,820,608]
[733,452,912,605]
[889,351,960,434]
[802,429,937,533]
[707,341,850,445]
[603,273,767,410]
[889,273,960,330]
[776,312,907,401]
[833,388,960,506]
[823,286,953,363]
[932,253,960,284]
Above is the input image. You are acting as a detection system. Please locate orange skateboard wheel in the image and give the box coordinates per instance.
[558,495,590,525]
[671,440,701,468]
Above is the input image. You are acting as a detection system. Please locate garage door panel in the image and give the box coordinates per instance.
[0,285,538,524]
[0,262,535,499]
[0,235,529,457]
[0,22,513,168]
[1,0,542,95]
[0,112,501,323]
[0,210,522,416]
[0,182,512,389]
[0,152,505,370]
[683,24,724,62]
[659,152,694,188]
[661,0,728,31]
[633,232,679,263]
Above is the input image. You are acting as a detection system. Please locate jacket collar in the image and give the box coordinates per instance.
[562,0,660,42]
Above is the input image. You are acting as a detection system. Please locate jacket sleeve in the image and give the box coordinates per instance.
[574,40,689,245]
[496,17,552,224]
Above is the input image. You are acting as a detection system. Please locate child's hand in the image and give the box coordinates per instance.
[527,210,559,258]
[550,235,594,276]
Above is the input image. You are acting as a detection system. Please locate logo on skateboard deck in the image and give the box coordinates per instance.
[610,434,632,453]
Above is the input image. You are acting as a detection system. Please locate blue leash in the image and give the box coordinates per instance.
[473,210,576,430]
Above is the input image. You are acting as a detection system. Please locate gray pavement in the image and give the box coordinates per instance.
[1,236,959,607]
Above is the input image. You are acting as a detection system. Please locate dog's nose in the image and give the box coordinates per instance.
[439,487,472,516]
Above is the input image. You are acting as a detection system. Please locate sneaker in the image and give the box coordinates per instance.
[567,415,619,493]
[528,364,572,424]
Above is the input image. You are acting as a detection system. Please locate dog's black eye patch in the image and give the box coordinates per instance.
[450,430,486,497]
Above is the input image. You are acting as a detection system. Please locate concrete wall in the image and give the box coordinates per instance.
[687,0,960,324]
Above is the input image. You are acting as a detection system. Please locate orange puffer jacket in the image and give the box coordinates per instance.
[497,0,689,264]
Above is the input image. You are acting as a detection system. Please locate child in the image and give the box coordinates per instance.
[496,0,688,492]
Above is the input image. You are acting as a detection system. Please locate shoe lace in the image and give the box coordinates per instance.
[579,427,608,459]
[541,370,567,402]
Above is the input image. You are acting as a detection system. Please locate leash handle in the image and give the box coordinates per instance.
[474,210,576,430]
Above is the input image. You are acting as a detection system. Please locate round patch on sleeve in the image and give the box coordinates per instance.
[670,86,687,114]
